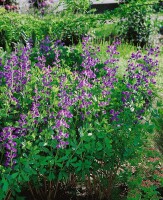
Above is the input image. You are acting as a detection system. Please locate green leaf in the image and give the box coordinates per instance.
[97,141,103,151]
[11,172,19,179]
[48,172,55,181]
[55,162,63,168]
[2,179,9,192]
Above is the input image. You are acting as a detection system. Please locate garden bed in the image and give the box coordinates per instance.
[0,1,163,200]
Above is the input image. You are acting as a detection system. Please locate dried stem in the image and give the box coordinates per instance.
[53,181,59,199]
[28,182,36,200]
[5,190,12,200]
[44,176,47,195]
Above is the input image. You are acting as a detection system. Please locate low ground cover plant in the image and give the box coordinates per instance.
[0,37,161,199]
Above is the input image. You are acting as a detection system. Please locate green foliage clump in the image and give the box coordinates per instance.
[116,0,157,47]
[153,0,163,12]
[0,8,109,49]
[0,9,48,50]
[62,0,91,13]
[0,38,161,199]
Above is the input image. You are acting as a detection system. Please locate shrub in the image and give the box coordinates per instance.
[62,0,91,13]
[0,9,49,50]
[0,9,108,50]
[153,0,163,12]
[0,37,161,199]
[116,0,156,47]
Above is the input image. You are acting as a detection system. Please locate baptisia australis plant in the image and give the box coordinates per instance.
[0,38,161,199]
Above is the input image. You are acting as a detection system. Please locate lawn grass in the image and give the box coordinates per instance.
[92,23,119,39]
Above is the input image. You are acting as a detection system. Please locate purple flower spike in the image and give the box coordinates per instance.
[1,127,17,167]
[55,119,70,129]
[110,109,119,122]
